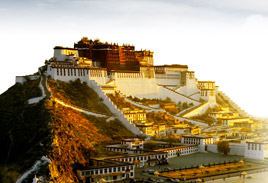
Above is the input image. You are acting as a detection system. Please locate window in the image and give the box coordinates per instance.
[104,169,107,173]
[113,167,116,172]
[122,167,125,171]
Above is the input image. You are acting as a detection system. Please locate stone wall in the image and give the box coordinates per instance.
[206,143,245,156]
[217,91,249,117]
[87,80,145,136]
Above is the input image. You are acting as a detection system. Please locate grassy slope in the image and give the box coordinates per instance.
[0,79,51,183]
[0,78,136,183]
[48,78,111,115]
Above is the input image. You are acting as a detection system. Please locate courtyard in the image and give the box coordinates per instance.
[134,152,268,182]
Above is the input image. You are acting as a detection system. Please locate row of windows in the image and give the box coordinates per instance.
[248,143,262,151]
[56,68,88,77]
[109,154,167,162]
[116,73,143,79]
[81,166,134,177]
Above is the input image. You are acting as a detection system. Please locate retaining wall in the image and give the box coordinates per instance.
[87,80,145,136]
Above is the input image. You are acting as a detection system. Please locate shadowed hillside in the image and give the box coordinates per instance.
[0,78,136,183]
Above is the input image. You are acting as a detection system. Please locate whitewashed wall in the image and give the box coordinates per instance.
[159,86,200,105]
[87,80,145,136]
[182,102,210,118]
[217,91,249,117]
[207,143,245,156]
[114,78,159,99]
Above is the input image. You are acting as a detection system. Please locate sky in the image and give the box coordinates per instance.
[0,0,268,118]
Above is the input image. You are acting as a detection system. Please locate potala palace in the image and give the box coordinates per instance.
[17,37,268,163]
[46,37,248,118]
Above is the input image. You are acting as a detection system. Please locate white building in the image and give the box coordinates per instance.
[244,141,268,160]
[106,151,168,167]
[154,145,199,158]
[181,135,213,152]
[77,159,135,183]
[53,46,79,62]
[121,138,144,149]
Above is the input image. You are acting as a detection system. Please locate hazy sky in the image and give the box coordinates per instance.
[1,0,268,117]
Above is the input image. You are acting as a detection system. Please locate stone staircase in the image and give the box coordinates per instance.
[87,80,145,136]
[161,85,201,105]
[177,102,208,117]
[217,90,250,117]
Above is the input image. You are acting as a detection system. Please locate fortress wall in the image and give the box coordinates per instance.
[189,92,201,101]
[159,86,200,105]
[230,145,245,156]
[155,72,181,86]
[90,76,107,86]
[87,80,144,136]
[89,69,108,85]
[217,91,249,117]
[206,144,218,153]
[182,102,210,118]
[15,75,40,84]
[47,66,89,83]
[207,144,245,156]
[176,117,208,127]
[114,78,159,99]
[155,78,181,86]
[47,66,109,85]
[177,84,200,96]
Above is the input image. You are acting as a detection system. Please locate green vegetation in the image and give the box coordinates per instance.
[84,115,136,143]
[217,141,230,155]
[190,115,215,126]
[48,78,111,115]
[107,92,140,110]
[147,111,177,126]
[190,108,215,125]
[0,78,137,183]
[0,79,51,183]
[129,96,173,105]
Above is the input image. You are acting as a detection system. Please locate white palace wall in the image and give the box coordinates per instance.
[158,86,200,106]
[47,66,108,85]
[87,80,144,136]
[47,66,89,83]
[112,72,159,99]
[155,72,181,86]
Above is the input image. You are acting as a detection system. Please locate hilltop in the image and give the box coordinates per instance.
[1,37,263,183]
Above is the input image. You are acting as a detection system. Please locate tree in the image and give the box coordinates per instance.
[145,140,159,150]
[182,102,188,109]
[217,141,230,155]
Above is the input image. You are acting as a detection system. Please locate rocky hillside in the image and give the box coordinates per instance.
[0,77,136,183]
